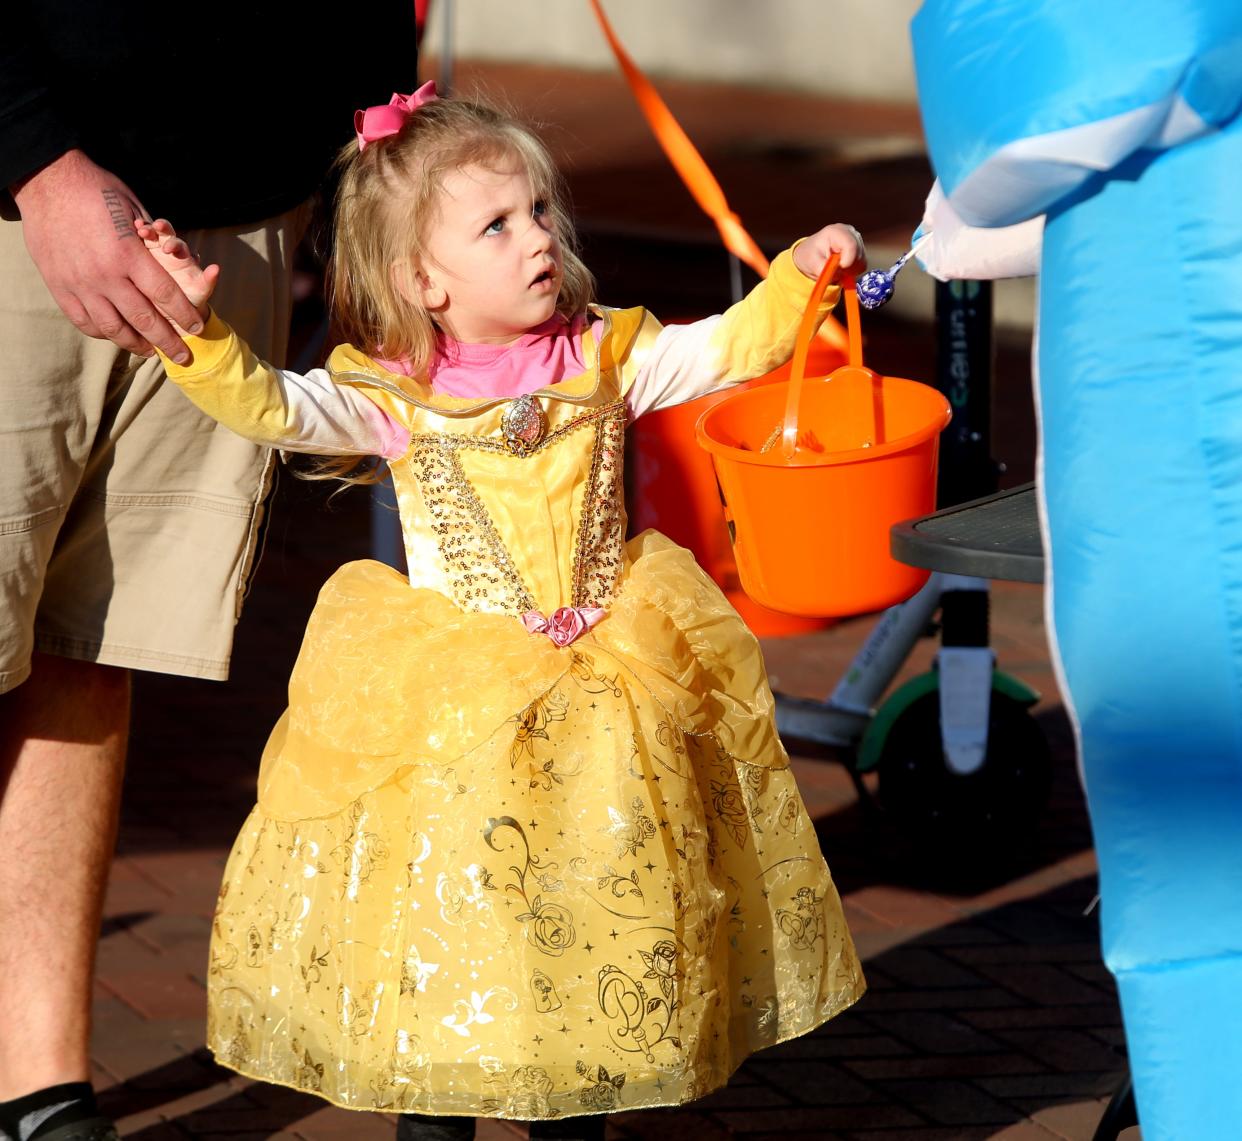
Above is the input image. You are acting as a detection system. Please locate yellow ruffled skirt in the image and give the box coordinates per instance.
[207,532,863,1117]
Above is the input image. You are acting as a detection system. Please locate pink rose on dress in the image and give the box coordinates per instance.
[521,606,605,647]
[546,606,588,646]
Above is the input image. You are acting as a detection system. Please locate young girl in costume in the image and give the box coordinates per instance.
[144,84,866,1140]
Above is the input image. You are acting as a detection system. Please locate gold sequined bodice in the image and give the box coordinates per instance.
[391,390,628,616]
[331,308,646,620]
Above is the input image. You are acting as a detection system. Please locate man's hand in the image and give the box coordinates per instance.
[12,150,205,362]
[134,218,218,334]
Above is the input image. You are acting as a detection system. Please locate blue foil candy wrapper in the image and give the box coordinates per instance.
[856,269,894,310]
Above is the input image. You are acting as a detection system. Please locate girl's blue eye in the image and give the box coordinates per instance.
[485,218,505,235]
[533,200,548,218]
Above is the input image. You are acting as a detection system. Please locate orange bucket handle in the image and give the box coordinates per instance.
[844,282,864,369]
[780,253,841,455]
[780,260,872,458]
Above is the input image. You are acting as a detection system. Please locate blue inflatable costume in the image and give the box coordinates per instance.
[911,4,1242,1136]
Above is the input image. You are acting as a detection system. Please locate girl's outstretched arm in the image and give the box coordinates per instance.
[623,223,866,419]
[142,218,408,458]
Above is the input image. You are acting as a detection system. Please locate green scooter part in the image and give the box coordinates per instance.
[856,669,1040,773]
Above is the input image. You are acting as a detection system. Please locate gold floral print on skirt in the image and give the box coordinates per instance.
[207,534,864,1119]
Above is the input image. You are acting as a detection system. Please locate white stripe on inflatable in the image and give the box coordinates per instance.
[1154,91,1214,147]
[1028,307,1087,792]
[948,96,1211,227]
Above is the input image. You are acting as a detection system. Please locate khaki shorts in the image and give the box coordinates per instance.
[0,205,307,694]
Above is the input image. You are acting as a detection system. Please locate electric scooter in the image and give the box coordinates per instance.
[775,279,1051,843]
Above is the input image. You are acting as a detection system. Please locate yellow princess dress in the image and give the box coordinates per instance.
[166,250,864,1119]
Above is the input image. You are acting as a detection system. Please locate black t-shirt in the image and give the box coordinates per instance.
[1,1,418,229]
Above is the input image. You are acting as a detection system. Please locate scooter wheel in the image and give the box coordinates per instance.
[876,688,1052,845]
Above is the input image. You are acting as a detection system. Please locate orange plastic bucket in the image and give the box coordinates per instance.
[695,264,951,617]
[629,335,845,637]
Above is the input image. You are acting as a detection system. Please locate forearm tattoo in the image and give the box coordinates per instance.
[102,188,136,239]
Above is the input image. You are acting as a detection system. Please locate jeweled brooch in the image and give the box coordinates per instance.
[501,394,547,455]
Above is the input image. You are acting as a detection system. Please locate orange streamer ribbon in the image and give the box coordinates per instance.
[588,0,847,351]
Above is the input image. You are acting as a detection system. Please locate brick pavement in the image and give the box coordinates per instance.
[89,58,1133,1141]
[99,487,1130,1139]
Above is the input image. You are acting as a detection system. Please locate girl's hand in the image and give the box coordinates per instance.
[133,218,219,333]
[793,223,867,281]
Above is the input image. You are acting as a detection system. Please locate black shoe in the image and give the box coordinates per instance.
[396,1112,476,1141]
[27,1117,120,1141]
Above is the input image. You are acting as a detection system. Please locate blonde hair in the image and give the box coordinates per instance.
[304,95,595,486]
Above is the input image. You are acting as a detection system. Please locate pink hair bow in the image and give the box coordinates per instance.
[354,81,438,151]
[521,606,606,648]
